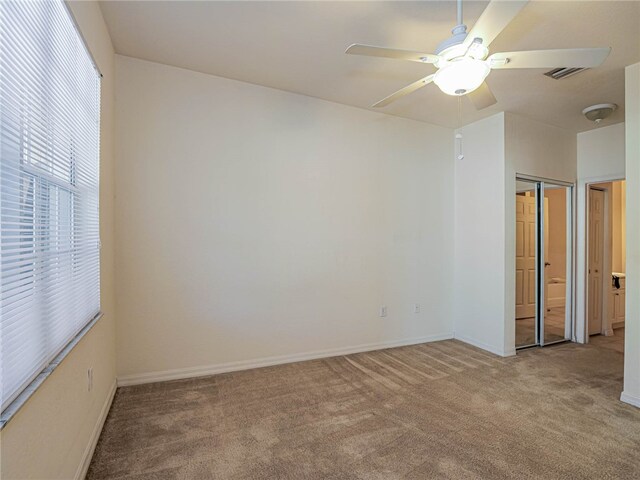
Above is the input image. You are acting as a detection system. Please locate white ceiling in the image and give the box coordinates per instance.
[99,1,640,133]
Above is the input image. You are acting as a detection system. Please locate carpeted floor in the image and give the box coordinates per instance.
[590,328,625,354]
[88,339,640,479]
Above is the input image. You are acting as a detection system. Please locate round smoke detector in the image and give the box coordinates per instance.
[582,103,617,123]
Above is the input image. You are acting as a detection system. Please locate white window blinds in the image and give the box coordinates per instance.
[1,0,101,410]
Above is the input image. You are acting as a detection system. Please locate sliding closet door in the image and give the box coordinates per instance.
[515,180,540,348]
[516,178,573,350]
[540,183,573,346]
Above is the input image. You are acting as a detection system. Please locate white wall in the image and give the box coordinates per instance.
[505,112,577,183]
[0,2,117,479]
[454,112,576,356]
[575,122,626,342]
[114,56,455,383]
[622,63,640,408]
[577,123,626,181]
[453,113,508,355]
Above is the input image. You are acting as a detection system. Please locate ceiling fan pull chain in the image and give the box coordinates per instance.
[456,133,464,161]
[456,97,464,160]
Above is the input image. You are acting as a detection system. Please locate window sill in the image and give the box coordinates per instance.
[0,312,104,430]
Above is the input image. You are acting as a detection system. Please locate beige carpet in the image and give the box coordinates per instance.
[88,339,640,479]
[590,328,626,354]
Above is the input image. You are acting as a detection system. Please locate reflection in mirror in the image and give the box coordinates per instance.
[543,184,571,345]
[515,180,538,348]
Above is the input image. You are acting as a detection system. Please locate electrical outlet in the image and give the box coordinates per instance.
[87,367,93,392]
[379,306,387,317]
[414,303,421,314]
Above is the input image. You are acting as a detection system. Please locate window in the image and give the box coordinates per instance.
[1,0,101,410]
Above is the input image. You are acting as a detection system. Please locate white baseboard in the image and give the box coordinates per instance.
[454,333,516,357]
[76,380,117,480]
[117,332,454,387]
[621,391,640,409]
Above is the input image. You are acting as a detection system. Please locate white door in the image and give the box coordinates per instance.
[516,195,537,319]
[588,189,605,335]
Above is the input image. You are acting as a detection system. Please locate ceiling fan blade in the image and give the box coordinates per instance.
[463,0,528,48]
[468,82,497,110]
[372,74,435,108]
[346,44,439,64]
[488,48,611,69]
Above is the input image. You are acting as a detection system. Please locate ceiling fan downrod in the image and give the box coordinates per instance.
[436,0,469,56]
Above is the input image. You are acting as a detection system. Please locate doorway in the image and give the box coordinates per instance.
[515,178,573,349]
[586,180,626,352]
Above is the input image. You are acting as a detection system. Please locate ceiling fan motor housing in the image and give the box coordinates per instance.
[435,24,469,59]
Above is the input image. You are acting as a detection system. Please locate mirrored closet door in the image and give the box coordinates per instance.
[515,178,573,349]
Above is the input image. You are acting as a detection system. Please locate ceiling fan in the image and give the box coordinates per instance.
[345,0,611,110]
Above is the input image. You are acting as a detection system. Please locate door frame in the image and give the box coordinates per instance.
[515,175,575,349]
[582,177,625,342]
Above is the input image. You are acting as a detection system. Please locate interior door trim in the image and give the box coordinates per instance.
[516,174,574,188]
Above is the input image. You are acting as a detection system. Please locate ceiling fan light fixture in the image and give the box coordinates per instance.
[433,58,490,96]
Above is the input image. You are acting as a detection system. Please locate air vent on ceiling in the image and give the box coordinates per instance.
[544,67,589,80]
